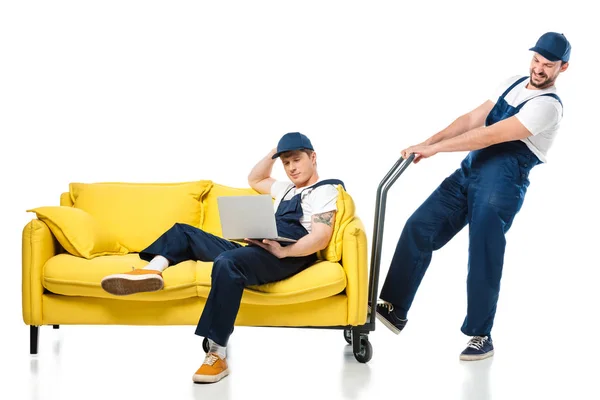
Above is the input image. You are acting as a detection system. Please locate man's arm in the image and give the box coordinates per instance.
[404,115,532,160]
[422,100,495,146]
[283,211,336,257]
[245,211,336,258]
[248,148,278,194]
[405,100,495,163]
[431,115,532,153]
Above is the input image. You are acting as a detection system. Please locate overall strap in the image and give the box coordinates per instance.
[499,76,529,99]
[515,93,564,116]
[281,186,295,200]
[540,93,563,107]
[282,179,346,201]
[308,179,346,191]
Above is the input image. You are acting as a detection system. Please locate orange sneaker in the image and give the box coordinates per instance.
[192,353,229,384]
[100,268,164,295]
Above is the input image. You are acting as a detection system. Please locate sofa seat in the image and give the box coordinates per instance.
[44,254,198,301]
[43,253,347,306]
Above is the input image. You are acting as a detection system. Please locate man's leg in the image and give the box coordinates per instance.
[101,223,241,295]
[459,153,530,360]
[377,168,469,333]
[139,222,242,264]
[192,245,316,383]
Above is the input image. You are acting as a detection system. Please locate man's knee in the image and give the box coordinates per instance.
[213,252,232,265]
[403,211,432,246]
[170,222,205,237]
[212,251,243,279]
[473,203,514,234]
[167,222,186,234]
[171,222,191,230]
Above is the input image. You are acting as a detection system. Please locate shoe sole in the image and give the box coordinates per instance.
[193,369,229,384]
[375,311,402,335]
[460,350,495,361]
[101,274,164,295]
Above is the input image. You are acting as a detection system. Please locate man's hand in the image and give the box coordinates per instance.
[244,238,289,259]
[401,144,438,164]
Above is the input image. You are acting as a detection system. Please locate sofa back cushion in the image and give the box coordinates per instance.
[69,180,213,252]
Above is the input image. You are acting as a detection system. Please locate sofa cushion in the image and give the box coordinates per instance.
[69,180,213,252]
[201,183,259,237]
[44,254,347,306]
[44,254,199,301]
[27,206,128,259]
[195,259,347,305]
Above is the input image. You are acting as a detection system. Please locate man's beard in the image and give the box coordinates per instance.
[529,69,556,89]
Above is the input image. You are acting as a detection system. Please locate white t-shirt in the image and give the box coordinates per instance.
[489,75,563,163]
[270,180,339,233]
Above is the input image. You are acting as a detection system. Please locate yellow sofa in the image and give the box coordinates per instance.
[22,180,374,362]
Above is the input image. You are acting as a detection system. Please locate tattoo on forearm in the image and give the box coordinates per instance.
[314,211,334,227]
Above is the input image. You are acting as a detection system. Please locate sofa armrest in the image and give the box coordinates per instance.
[341,217,368,326]
[22,219,59,325]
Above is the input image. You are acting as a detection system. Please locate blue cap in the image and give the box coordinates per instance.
[529,32,571,62]
[272,132,314,159]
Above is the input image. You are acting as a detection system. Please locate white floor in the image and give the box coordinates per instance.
[6,316,597,400]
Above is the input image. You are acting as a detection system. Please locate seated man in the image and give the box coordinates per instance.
[100,132,344,384]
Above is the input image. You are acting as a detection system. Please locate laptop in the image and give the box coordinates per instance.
[217,195,298,243]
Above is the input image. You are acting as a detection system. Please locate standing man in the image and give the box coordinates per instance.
[100,132,344,382]
[375,32,571,361]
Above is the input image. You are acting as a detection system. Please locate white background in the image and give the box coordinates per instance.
[1,1,598,399]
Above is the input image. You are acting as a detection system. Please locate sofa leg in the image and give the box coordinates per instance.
[52,325,59,329]
[30,326,39,355]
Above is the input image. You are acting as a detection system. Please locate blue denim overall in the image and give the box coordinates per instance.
[139,179,344,346]
[380,77,562,336]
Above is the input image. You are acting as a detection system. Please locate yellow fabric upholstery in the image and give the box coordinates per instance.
[22,219,59,325]
[341,218,369,326]
[201,183,258,237]
[195,260,347,305]
[235,295,348,327]
[27,206,129,259]
[44,254,199,301]
[317,185,356,262]
[41,294,348,327]
[69,180,213,252]
[43,254,346,306]
[60,192,73,207]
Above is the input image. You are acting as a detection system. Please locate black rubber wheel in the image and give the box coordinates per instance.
[343,329,352,345]
[202,337,210,353]
[353,336,373,363]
